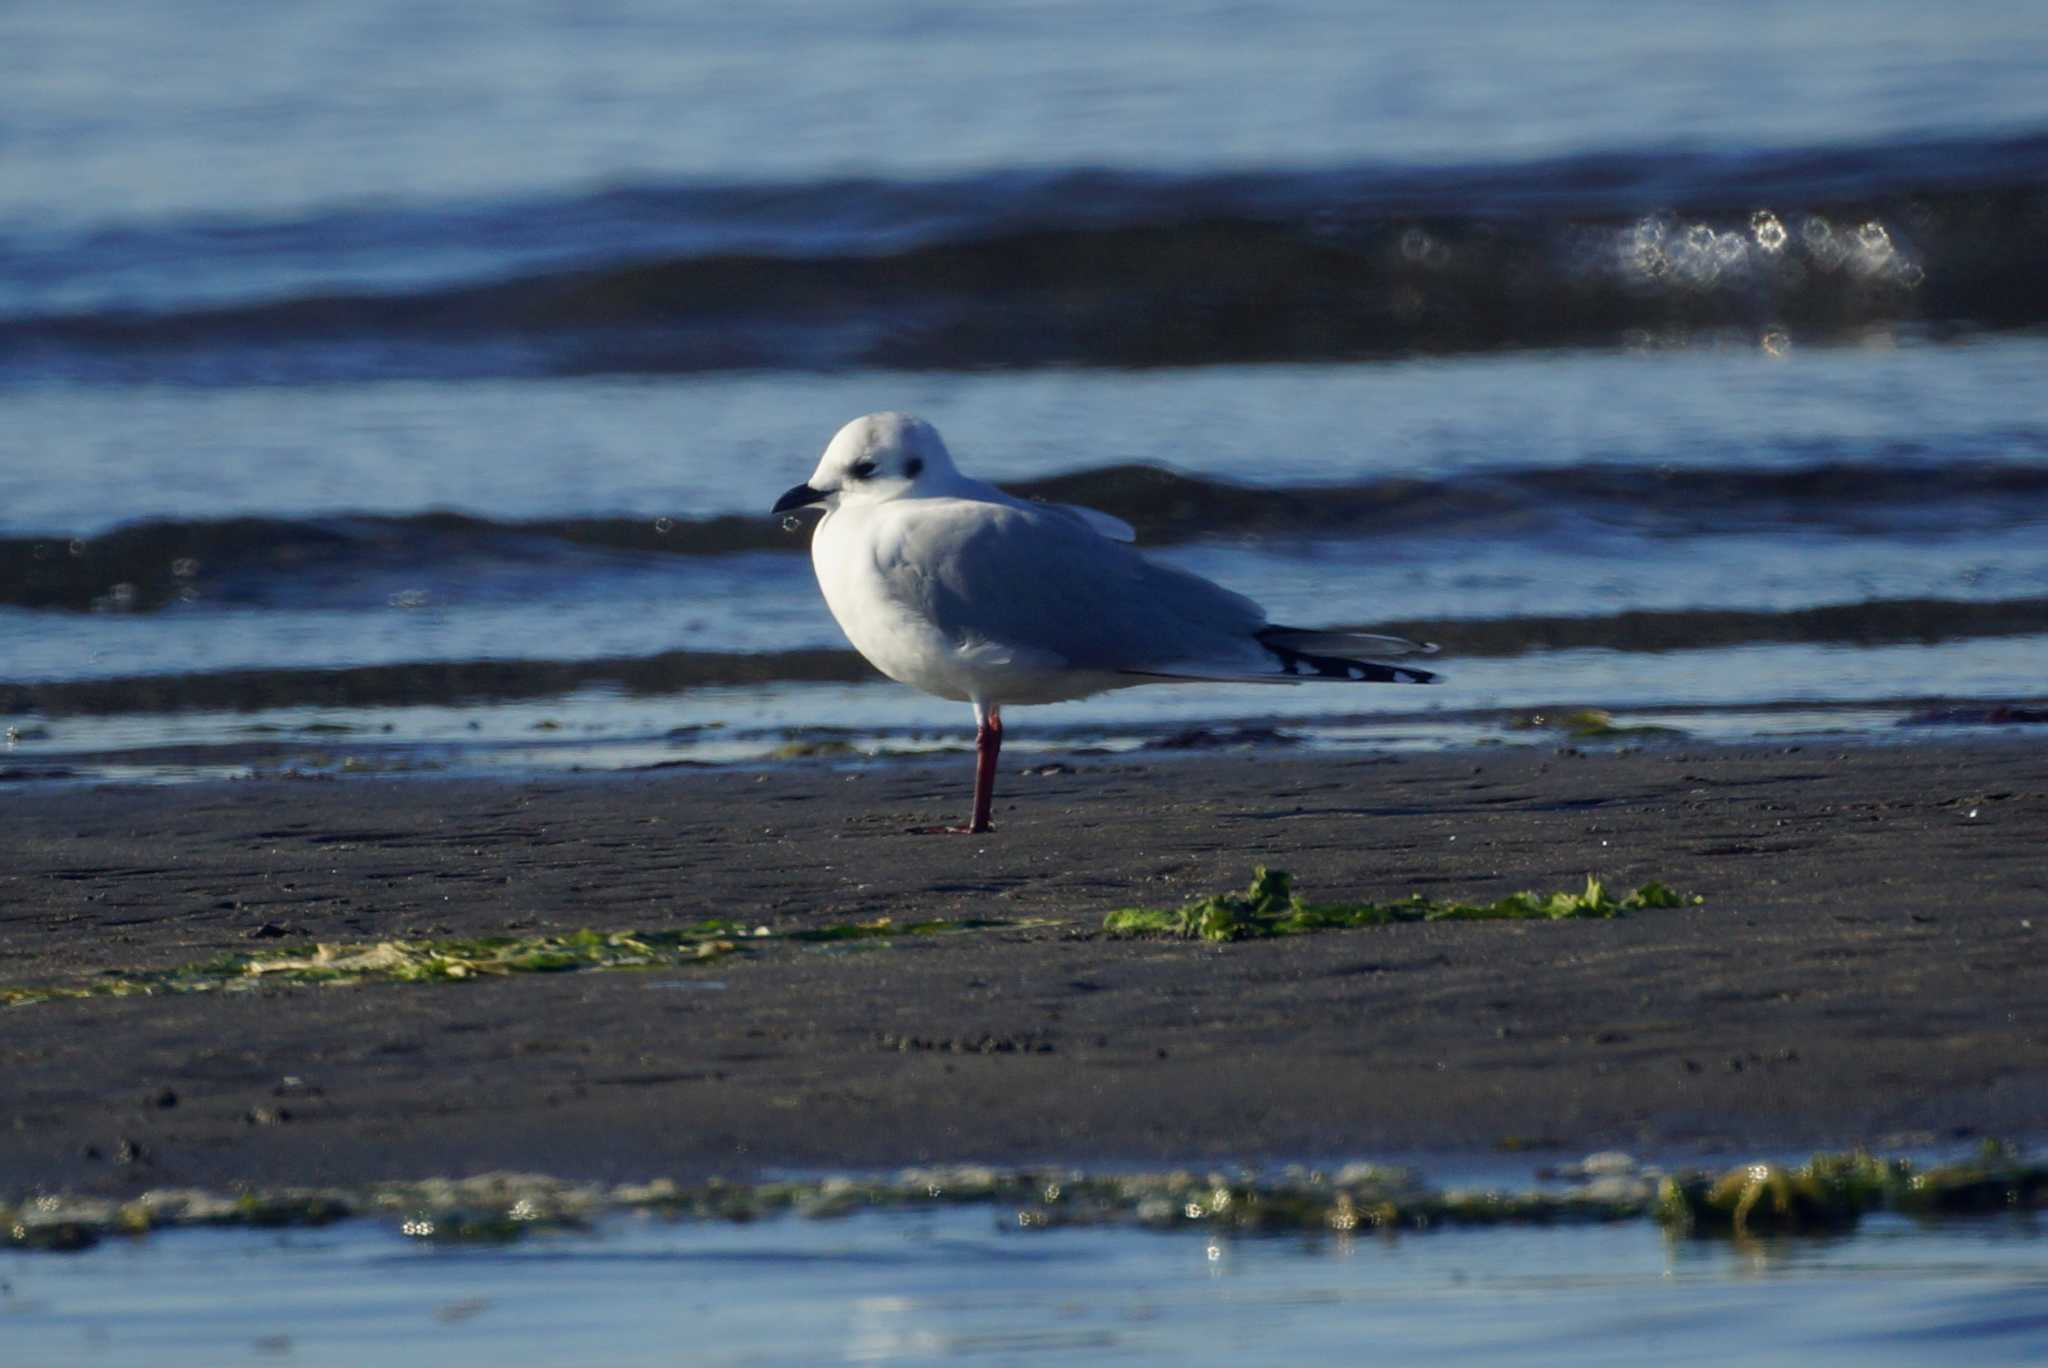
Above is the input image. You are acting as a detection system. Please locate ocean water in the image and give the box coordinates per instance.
[3,0,2047,781]
[7,1209,2047,1366]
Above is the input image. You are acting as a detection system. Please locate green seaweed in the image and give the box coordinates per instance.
[6,1218,102,1253]
[231,1193,355,1229]
[2,917,1029,1007]
[1510,708,1688,740]
[0,978,153,1008]
[1654,1143,2048,1237]
[1557,708,1687,740]
[1105,868,1698,942]
[1893,1140,2048,1217]
[1656,1159,1883,1236]
[235,929,746,984]
[769,738,861,759]
[399,1207,586,1243]
[1,929,743,1004]
[7,1146,2044,1253]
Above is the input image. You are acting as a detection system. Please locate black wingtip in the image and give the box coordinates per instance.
[1256,630,1440,684]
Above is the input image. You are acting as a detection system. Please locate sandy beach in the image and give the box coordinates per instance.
[3,739,2044,1196]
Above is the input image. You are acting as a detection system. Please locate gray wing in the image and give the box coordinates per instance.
[878,499,1269,675]
[1258,628,1438,660]
[967,477,1139,543]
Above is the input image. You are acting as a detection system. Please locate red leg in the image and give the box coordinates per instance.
[968,706,1002,832]
[910,704,1001,835]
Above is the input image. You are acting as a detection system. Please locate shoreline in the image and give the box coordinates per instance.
[8,687,2047,791]
[10,1143,2044,1252]
[3,738,2044,1195]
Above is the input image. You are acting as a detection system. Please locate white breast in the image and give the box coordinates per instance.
[809,499,1133,707]
[811,504,976,702]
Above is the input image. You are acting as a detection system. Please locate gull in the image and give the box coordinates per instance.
[772,413,1439,834]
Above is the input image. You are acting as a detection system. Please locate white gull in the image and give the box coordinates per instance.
[772,412,1438,834]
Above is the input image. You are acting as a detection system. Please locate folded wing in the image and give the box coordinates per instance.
[876,500,1435,686]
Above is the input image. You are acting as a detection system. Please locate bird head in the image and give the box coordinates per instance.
[772,412,960,515]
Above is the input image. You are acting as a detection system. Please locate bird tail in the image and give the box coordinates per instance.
[1254,627,1440,684]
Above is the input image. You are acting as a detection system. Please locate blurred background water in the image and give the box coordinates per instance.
[4,0,2046,780]
[8,1208,2048,1366]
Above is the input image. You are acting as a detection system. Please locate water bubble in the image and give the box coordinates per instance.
[171,557,199,578]
[1849,220,1898,278]
[1761,330,1790,358]
[1621,217,1672,281]
[1750,210,1788,254]
[1669,223,1739,287]
[1802,215,1847,269]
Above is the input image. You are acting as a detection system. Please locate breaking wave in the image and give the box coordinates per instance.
[3,135,2045,382]
[7,457,2047,613]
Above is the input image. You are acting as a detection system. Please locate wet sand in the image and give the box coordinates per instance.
[3,740,2044,1195]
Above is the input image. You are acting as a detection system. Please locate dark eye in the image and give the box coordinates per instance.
[904,457,923,477]
[851,459,878,480]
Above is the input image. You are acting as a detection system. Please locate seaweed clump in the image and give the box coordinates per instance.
[1656,1142,2048,1237]
[1655,1155,1896,1237]
[9,1147,2046,1254]
[0,928,747,1007]
[1,917,1020,1008]
[1514,708,1688,740]
[1105,868,1696,943]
